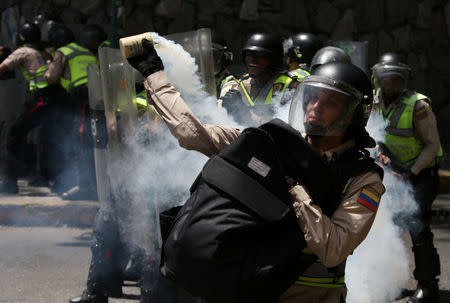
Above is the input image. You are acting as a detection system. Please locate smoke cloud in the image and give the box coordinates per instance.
[101,33,240,259]
[346,111,419,303]
[98,32,421,302]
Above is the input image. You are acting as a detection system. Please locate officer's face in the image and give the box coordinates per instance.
[305,88,347,130]
[245,52,272,77]
[379,74,405,99]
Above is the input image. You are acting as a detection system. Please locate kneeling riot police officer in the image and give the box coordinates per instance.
[127,39,384,303]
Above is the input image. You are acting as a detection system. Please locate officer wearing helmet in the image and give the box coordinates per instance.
[44,23,99,200]
[127,39,384,303]
[285,32,324,77]
[79,24,108,55]
[0,22,67,193]
[372,52,442,303]
[211,31,233,97]
[310,46,352,72]
[218,33,300,126]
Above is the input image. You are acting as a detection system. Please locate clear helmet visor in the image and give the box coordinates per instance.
[372,63,409,92]
[288,81,359,136]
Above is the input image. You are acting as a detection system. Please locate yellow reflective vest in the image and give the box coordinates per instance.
[18,45,49,92]
[221,71,300,106]
[57,42,98,92]
[19,64,49,92]
[380,92,443,168]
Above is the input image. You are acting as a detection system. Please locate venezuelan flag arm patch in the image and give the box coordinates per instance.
[357,187,381,212]
[415,106,428,120]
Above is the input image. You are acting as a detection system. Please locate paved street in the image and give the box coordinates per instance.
[0,226,140,303]
[0,223,449,303]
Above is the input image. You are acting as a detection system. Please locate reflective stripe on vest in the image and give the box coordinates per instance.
[236,73,296,106]
[18,46,50,92]
[57,43,98,92]
[296,246,346,288]
[220,75,238,93]
[290,68,310,80]
[381,92,443,167]
[19,64,49,92]
[134,90,157,119]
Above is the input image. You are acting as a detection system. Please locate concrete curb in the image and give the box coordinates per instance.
[440,170,450,193]
[0,200,99,227]
[0,178,448,228]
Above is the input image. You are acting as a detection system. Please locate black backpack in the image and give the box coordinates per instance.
[159,119,342,303]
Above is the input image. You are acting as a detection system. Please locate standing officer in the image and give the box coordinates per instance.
[285,32,323,77]
[219,33,300,126]
[211,31,233,98]
[0,23,65,193]
[372,52,442,303]
[44,24,99,200]
[128,38,384,303]
[78,24,108,55]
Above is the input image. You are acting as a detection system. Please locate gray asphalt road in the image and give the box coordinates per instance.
[0,224,449,303]
[0,226,139,303]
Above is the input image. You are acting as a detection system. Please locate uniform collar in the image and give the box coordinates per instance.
[378,90,407,114]
[321,139,356,162]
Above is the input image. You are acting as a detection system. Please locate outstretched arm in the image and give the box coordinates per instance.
[129,39,241,157]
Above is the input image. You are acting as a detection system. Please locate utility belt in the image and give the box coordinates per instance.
[32,84,61,97]
[416,165,439,178]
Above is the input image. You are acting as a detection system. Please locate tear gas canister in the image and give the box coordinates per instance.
[119,32,154,59]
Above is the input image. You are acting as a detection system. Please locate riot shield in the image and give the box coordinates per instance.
[165,28,215,96]
[329,40,369,74]
[87,64,111,204]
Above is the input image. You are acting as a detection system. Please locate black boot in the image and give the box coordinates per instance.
[407,280,439,303]
[69,289,108,303]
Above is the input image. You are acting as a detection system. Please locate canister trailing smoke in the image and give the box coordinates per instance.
[119,32,154,59]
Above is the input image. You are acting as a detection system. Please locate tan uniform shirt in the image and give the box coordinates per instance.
[2,46,47,76]
[376,91,441,175]
[44,51,69,84]
[144,70,384,303]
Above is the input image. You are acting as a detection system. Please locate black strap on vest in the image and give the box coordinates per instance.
[202,156,290,222]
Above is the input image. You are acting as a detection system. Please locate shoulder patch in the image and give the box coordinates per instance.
[357,187,381,212]
[415,106,428,120]
[272,83,284,96]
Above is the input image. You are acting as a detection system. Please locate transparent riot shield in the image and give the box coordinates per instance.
[87,64,111,204]
[165,28,215,96]
[329,40,369,74]
[98,46,161,272]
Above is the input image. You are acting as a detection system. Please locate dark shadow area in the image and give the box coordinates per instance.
[396,289,450,303]
[56,241,90,247]
[118,293,141,300]
[123,281,139,287]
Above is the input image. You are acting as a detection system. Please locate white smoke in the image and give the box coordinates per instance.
[346,111,419,303]
[102,33,240,259]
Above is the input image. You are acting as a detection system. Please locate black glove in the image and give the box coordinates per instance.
[221,89,243,115]
[221,89,251,124]
[127,38,164,78]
